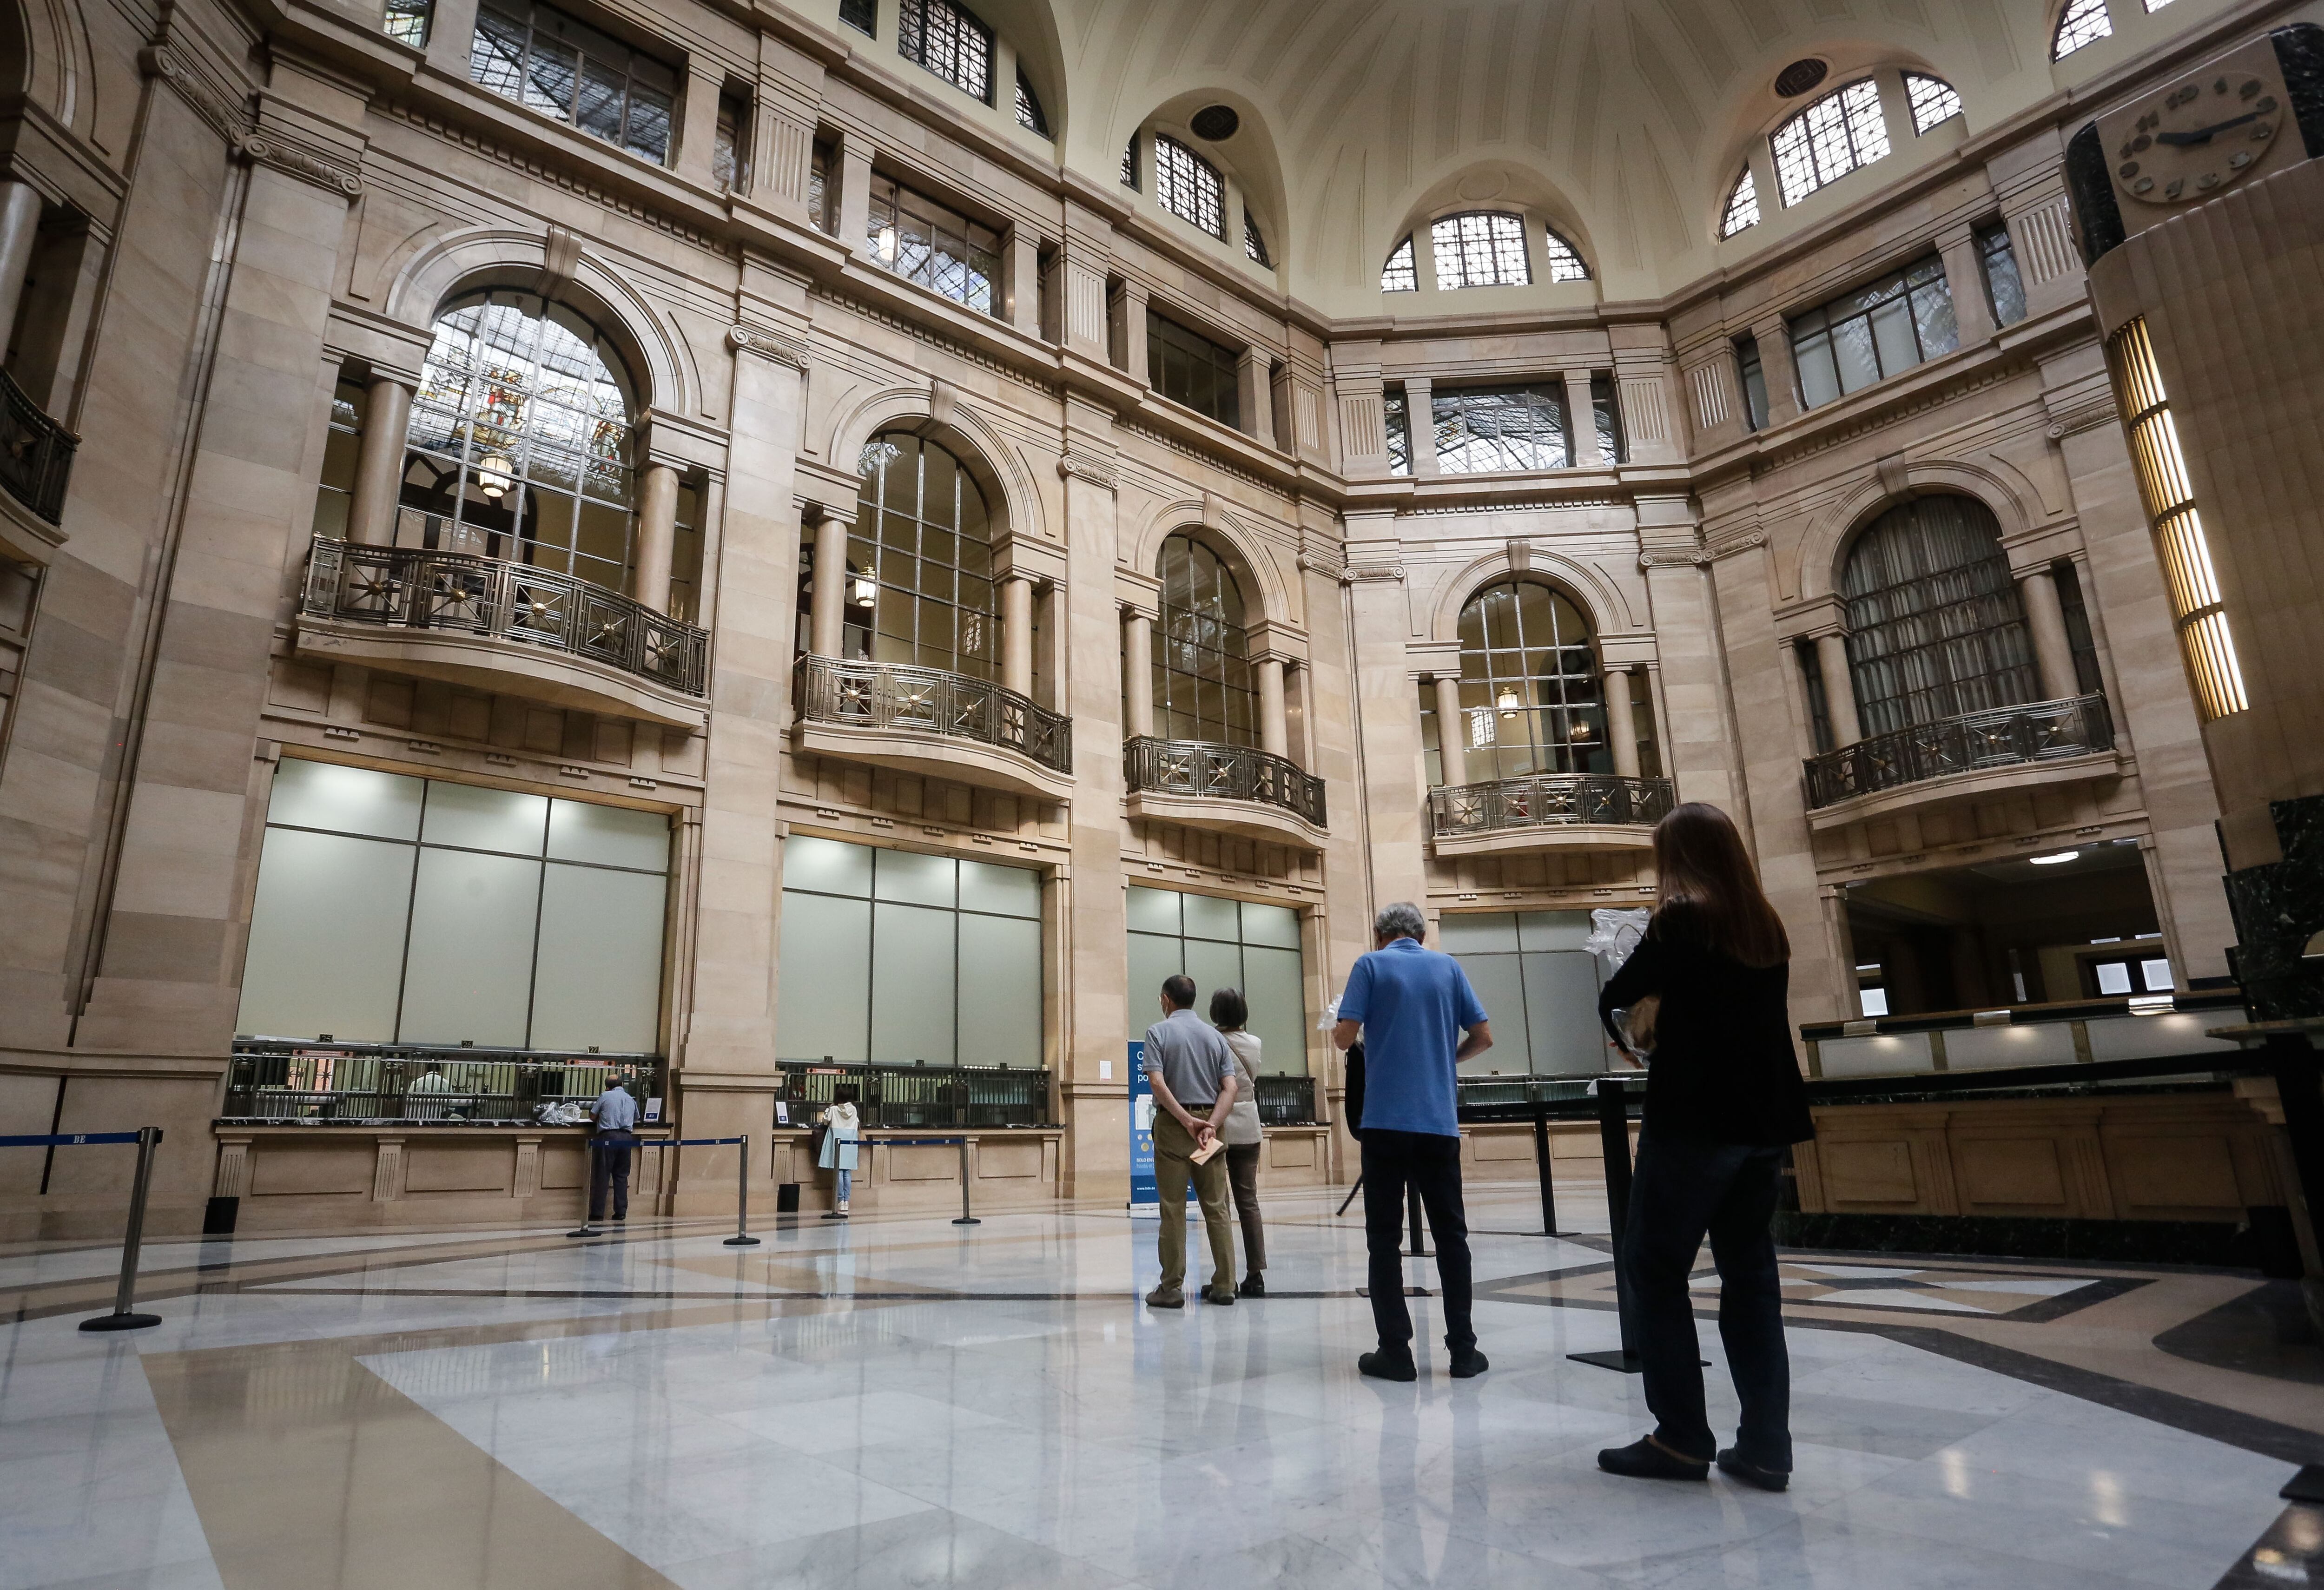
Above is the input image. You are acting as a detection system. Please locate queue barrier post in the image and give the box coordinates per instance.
[1531,1103,1565,1238]
[1570,1076,1644,1373]
[953,1136,979,1227]
[567,1134,747,1240]
[0,1128,169,1333]
[725,1134,760,1247]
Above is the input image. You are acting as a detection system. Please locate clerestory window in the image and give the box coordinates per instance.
[2053,0,2113,59]
[1720,168,1760,238]
[1904,73,1963,133]
[1243,212,1270,268]
[470,0,677,165]
[1014,69,1049,136]
[1789,256,1957,408]
[1770,78,1888,206]
[1381,237,1417,292]
[1541,229,1589,283]
[898,0,993,105]
[865,173,1003,317]
[1153,134,1225,240]
[1430,212,1530,290]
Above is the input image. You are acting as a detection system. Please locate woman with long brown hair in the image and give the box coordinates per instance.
[1594,802,1814,1492]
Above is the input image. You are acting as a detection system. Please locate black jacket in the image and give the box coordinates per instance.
[1596,908,1815,1147]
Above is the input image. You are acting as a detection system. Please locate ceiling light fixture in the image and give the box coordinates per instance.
[2028,850,2080,865]
[1496,686,1521,720]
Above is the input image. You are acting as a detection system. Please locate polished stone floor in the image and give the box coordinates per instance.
[2,1183,2317,1589]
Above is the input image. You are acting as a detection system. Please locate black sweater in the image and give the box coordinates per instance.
[1596,910,1815,1147]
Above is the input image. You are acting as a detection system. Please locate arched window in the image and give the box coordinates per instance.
[1771,78,1889,206]
[1431,212,1530,289]
[1542,228,1589,283]
[1153,134,1225,239]
[1903,72,1963,132]
[1452,581,1608,780]
[1154,534,1255,745]
[1243,211,1270,267]
[850,433,996,679]
[1840,495,2038,736]
[399,290,641,594]
[1381,237,1417,292]
[2053,0,2113,59]
[1720,168,1760,238]
[1015,69,1049,136]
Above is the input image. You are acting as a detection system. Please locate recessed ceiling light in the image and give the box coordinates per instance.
[2029,850,2080,865]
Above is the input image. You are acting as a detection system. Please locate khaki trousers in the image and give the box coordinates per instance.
[1154,1110,1235,1294]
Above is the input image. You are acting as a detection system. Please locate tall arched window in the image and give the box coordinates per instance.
[2053,0,2113,59]
[400,290,640,594]
[1154,534,1255,745]
[1452,581,1607,780]
[1770,78,1889,205]
[1841,495,2037,736]
[850,433,996,679]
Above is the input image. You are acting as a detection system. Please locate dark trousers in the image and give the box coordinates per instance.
[1619,1133,1791,1468]
[1226,1141,1265,1273]
[1361,1130,1474,1352]
[589,1134,635,1221]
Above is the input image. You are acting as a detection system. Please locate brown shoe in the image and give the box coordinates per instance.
[1201,1285,1236,1305]
[1144,1286,1185,1309]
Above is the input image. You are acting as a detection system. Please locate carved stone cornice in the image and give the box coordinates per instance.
[2046,391,2119,441]
[1341,561,1406,585]
[1057,450,1117,492]
[140,49,362,196]
[237,132,363,197]
[726,323,809,368]
[1639,530,1764,568]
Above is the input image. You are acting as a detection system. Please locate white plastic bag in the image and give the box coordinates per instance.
[1583,907,1652,978]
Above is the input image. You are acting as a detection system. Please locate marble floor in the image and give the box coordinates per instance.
[2,1183,2318,1590]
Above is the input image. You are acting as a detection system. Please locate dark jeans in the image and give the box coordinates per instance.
[1226,1142,1265,1273]
[1361,1130,1473,1353]
[589,1134,635,1221]
[1619,1133,1791,1469]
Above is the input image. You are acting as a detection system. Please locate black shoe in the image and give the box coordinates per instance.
[1359,1349,1418,1382]
[1598,1436,1710,1482]
[1717,1449,1790,1491]
[1449,1346,1489,1379]
[1237,1274,1266,1298]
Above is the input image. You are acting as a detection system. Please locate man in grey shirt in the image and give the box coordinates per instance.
[1143,973,1240,1309]
[588,1082,640,1223]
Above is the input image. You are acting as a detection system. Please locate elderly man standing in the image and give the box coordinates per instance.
[1334,902,1493,1381]
[1143,973,1241,1309]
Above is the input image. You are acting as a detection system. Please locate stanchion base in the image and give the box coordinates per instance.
[79,1312,161,1333]
[722,1235,762,1247]
[952,1217,981,1226]
[566,1225,602,1239]
[819,1212,847,1221]
[1567,1349,1705,1373]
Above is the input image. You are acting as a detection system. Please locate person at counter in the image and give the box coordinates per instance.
[588,1080,640,1225]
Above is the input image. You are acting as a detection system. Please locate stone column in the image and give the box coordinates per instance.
[1257,656,1288,757]
[1005,227,1042,337]
[1403,376,1438,477]
[674,62,723,189]
[1604,665,1640,779]
[2020,564,2079,701]
[631,461,680,613]
[1938,223,1999,348]
[1432,672,1466,788]
[1345,516,1427,910]
[1122,608,1154,738]
[1238,347,1275,449]
[1815,632,1862,748]
[0,182,42,354]
[344,374,413,547]
[1749,312,1802,427]
[1002,574,1034,697]
[423,0,482,79]
[1109,279,1149,378]
[1562,368,1598,467]
[808,508,847,658]
[835,132,874,260]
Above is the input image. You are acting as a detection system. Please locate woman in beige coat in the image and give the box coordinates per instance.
[1209,987,1267,1297]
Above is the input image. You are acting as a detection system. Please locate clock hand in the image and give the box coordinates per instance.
[2156,111,2263,146]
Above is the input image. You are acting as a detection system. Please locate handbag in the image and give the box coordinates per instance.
[1621,995,1660,1059]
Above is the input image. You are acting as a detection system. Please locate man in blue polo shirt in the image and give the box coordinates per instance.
[1333,902,1493,1381]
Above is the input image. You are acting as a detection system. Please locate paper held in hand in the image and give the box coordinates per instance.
[1189,1136,1224,1167]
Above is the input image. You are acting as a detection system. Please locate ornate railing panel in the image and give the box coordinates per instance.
[0,365,76,525]
[1124,736,1327,827]
[1429,773,1675,839]
[1254,1074,1318,1127]
[301,536,709,698]
[777,1060,1056,1128]
[795,655,1072,775]
[1803,693,2114,810]
[222,1039,662,1123]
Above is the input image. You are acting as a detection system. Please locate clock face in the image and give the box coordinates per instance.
[2114,69,2284,205]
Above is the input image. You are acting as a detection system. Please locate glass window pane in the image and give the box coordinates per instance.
[959,858,1040,918]
[873,847,955,907]
[546,799,668,871]
[1516,910,1592,952]
[398,850,543,1046]
[1868,297,1920,376]
[1182,892,1241,943]
[2095,962,2133,996]
[530,864,666,1051]
[1448,953,1524,1074]
[1240,902,1301,949]
[1241,944,1306,1075]
[1521,950,1605,1075]
[1832,316,1881,393]
[777,891,870,1062]
[1436,911,1519,954]
[1128,932,1184,1021]
[957,914,1041,1066]
[236,830,416,1041]
[870,902,954,1064]
[267,759,424,840]
[1125,885,1181,935]
[786,834,872,896]
[1184,937,1242,1015]
[421,779,549,855]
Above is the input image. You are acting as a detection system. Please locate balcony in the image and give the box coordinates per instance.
[0,364,75,554]
[1123,735,1327,847]
[1803,693,2119,829]
[1428,773,1675,858]
[792,654,1074,800]
[296,536,710,728]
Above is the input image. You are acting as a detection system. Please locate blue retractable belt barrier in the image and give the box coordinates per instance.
[0,1126,165,1332]
[858,1135,978,1226]
[568,1133,760,1245]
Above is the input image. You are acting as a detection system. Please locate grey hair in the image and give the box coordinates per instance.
[1374,902,1427,942]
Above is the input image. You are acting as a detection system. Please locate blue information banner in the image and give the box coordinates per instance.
[1127,1041,1157,1216]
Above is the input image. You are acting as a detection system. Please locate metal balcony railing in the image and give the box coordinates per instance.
[221,1039,663,1124]
[1803,693,2114,810]
[1429,773,1675,839]
[0,365,75,525]
[1124,736,1327,826]
[795,654,1071,775]
[301,535,710,697]
[777,1059,1056,1128]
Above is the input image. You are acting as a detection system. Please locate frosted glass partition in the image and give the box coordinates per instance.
[1440,909,1613,1075]
[236,759,672,1051]
[2081,1010,2246,1062]
[777,837,1043,1068]
[1125,885,1310,1073]
[1813,1031,1935,1078]
[1943,1020,2079,1071]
